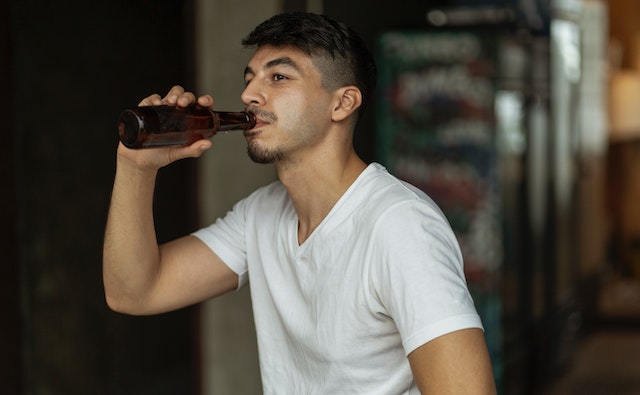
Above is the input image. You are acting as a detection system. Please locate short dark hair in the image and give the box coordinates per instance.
[242,12,377,119]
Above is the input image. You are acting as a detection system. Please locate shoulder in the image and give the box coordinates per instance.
[194,180,288,244]
[245,180,287,201]
[233,180,289,213]
[348,164,464,281]
[359,164,464,272]
[358,163,450,231]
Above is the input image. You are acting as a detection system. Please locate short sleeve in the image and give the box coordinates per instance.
[370,199,483,355]
[192,199,250,288]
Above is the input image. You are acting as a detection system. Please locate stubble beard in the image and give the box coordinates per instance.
[245,107,283,164]
[247,141,284,164]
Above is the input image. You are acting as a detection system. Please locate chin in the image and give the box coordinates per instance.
[247,145,279,164]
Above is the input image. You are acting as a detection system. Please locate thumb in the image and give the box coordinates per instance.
[177,139,213,159]
[192,140,213,157]
[162,139,213,166]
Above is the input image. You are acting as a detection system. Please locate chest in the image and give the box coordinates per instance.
[248,214,394,343]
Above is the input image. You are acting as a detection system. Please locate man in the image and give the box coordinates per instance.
[103,12,496,394]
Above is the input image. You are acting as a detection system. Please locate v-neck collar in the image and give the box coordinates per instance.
[289,163,382,249]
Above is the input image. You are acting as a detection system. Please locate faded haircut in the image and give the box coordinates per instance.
[242,12,377,119]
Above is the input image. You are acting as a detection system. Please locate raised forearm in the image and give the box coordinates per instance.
[103,87,214,313]
[103,159,161,313]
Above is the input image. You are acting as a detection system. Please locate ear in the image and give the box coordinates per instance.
[331,86,362,122]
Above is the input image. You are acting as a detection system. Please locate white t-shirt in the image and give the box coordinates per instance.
[193,163,483,394]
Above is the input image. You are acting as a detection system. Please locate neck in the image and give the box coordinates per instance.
[276,149,366,244]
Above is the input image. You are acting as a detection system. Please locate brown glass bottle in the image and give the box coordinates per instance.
[118,104,256,149]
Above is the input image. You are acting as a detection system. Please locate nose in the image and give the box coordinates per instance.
[241,80,264,107]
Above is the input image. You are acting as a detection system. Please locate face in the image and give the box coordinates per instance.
[241,45,335,164]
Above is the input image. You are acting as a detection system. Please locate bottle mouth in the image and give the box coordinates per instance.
[118,110,143,148]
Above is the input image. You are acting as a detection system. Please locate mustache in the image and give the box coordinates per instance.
[247,106,277,123]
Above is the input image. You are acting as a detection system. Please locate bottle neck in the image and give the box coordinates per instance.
[215,111,256,132]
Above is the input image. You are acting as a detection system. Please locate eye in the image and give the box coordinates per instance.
[272,74,288,82]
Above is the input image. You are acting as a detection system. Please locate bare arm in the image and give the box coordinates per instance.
[408,328,497,395]
[103,86,238,315]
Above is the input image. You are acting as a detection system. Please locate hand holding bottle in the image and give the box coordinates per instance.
[116,86,215,172]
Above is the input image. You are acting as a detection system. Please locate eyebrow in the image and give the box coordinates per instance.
[244,56,300,78]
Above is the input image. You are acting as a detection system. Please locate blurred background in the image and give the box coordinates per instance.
[2,0,639,394]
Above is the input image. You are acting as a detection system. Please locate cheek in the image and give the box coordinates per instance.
[275,94,310,126]
[274,89,333,135]
[282,106,331,145]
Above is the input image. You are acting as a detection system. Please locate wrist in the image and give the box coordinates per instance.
[115,143,165,175]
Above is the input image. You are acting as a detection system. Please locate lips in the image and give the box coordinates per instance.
[247,114,271,131]
[244,118,264,137]
[244,118,263,135]
[253,118,268,129]
[247,106,276,122]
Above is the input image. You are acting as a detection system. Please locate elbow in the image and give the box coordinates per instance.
[104,288,147,316]
[103,271,153,315]
[104,292,132,315]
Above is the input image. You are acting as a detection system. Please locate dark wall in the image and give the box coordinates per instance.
[3,0,200,393]
[1,0,21,393]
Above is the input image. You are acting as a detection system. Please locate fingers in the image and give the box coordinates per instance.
[157,85,188,107]
[197,94,214,108]
[138,93,162,107]
[137,85,214,108]
[163,86,194,107]
[117,138,213,172]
